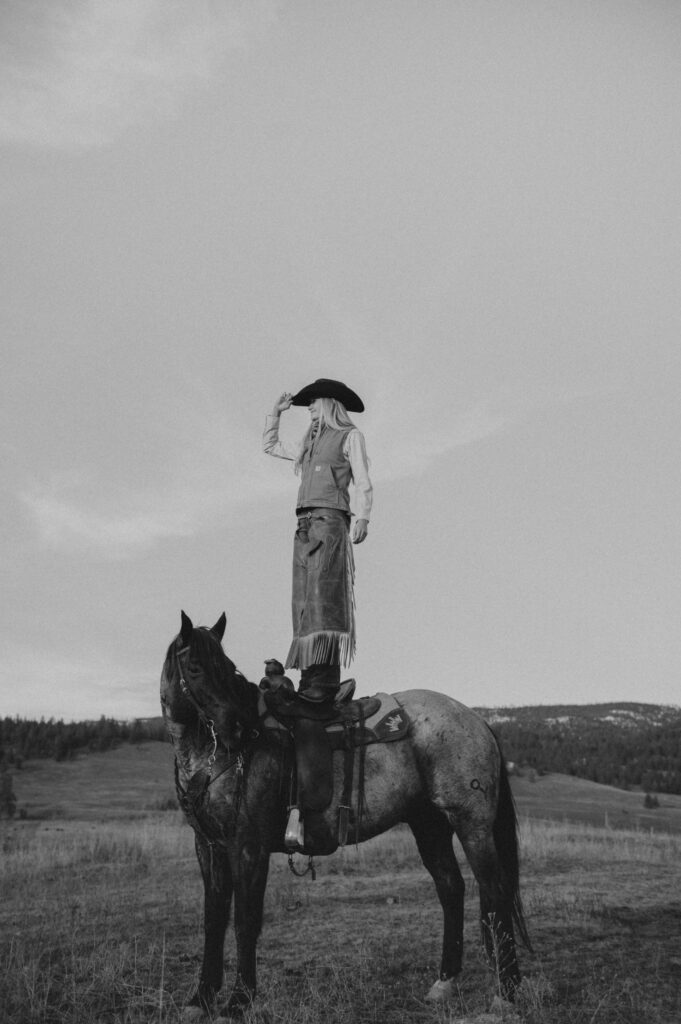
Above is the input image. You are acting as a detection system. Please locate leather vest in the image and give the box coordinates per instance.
[296,426,353,514]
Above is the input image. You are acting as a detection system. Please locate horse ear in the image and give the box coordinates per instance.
[180,610,193,646]
[211,612,227,641]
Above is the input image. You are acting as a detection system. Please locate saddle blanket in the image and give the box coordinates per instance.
[327,692,410,744]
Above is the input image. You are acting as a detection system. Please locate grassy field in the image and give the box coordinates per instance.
[1,744,680,1023]
[9,740,681,833]
[511,771,681,834]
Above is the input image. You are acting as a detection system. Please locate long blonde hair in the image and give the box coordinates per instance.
[294,398,356,474]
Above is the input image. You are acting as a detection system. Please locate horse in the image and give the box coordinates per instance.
[160,612,531,1017]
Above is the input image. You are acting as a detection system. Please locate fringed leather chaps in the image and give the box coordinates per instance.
[285,509,355,670]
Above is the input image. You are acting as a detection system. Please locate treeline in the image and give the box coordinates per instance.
[486,707,681,794]
[0,716,167,766]
[4,704,681,796]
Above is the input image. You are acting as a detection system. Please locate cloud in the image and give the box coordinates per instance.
[0,0,282,149]
[16,373,615,558]
[372,379,616,485]
[8,356,295,559]
[374,394,509,483]
[20,489,194,558]
[17,448,288,559]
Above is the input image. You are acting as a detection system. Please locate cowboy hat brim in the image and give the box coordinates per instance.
[290,378,364,413]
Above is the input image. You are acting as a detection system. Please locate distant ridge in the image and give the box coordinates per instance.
[478,701,680,726]
[476,702,681,795]
[4,703,681,795]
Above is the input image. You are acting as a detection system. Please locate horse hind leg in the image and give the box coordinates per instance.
[458,830,522,1001]
[408,805,465,1002]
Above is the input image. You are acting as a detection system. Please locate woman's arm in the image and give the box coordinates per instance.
[263,393,301,461]
[345,429,372,543]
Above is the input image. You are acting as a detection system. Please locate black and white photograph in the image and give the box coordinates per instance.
[1,2,680,1022]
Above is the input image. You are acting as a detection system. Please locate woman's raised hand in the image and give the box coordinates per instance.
[272,392,293,415]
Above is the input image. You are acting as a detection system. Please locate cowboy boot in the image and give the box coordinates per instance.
[298,664,341,703]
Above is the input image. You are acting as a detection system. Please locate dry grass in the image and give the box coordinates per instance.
[8,743,177,821]
[511,771,681,835]
[3,746,680,1022]
[1,812,680,1023]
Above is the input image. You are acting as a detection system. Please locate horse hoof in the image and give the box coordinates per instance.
[425,977,456,1002]
[490,995,521,1020]
[225,991,252,1017]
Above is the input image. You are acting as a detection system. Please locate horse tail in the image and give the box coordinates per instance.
[490,729,533,952]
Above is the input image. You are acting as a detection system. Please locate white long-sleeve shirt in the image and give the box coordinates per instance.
[263,414,373,521]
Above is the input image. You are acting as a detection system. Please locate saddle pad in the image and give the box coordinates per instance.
[327,692,410,744]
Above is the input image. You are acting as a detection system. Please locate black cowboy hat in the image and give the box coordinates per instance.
[290,378,364,413]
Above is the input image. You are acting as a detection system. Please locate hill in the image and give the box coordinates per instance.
[5,740,681,834]
[3,701,681,809]
[0,714,166,764]
[477,701,681,794]
[6,742,176,821]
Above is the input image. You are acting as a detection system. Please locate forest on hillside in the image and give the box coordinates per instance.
[487,708,681,795]
[0,716,167,766]
[2,705,681,795]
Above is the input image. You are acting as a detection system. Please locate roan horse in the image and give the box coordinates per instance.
[160,612,531,1017]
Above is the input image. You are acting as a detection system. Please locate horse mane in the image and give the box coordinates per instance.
[187,626,260,729]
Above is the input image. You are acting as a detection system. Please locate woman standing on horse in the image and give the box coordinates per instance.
[263,379,373,703]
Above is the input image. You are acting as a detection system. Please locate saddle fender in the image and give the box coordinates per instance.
[261,690,410,841]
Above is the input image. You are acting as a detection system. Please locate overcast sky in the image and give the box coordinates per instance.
[2,0,680,720]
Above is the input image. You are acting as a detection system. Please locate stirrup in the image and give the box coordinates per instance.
[285,807,304,850]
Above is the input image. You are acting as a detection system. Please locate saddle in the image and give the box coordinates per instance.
[262,681,410,845]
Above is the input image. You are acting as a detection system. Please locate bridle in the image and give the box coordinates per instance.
[172,638,318,879]
[172,641,261,801]
[175,643,221,772]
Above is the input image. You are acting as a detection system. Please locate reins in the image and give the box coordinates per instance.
[177,673,219,769]
[173,640,318,881]
[173,643,262,837]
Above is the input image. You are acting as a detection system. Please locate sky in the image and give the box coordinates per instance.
[2,0,680,721]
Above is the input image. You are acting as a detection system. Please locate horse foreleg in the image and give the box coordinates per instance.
[189,834,233,1011]
[227,837,270,1014]
[409,806,465,998]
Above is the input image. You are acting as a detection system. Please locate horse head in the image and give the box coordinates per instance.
[161,611,258,750]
